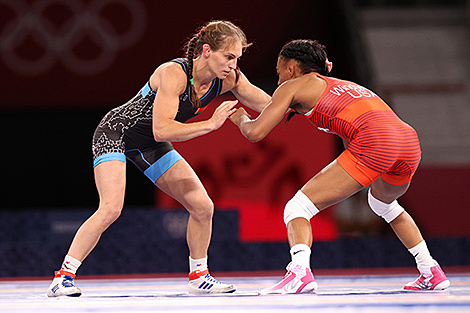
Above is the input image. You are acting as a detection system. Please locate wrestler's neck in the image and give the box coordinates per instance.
[192,57,216,86]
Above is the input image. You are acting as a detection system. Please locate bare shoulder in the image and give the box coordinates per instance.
[150,62,187,93]
[277,74,326,113]
[295,73,326,89]
[295,74,326,101]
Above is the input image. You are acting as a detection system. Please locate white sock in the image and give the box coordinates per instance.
[60,255,82,275]
[290,244,311,268]
[408,241,435,275]
[189,256,208,273]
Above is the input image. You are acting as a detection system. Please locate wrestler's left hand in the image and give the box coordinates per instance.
[229,107,251,126]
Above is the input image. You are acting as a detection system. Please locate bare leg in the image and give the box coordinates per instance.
[47,160,126,297]
[287,160,363,248]
[287,218,313,247]
[156,160,213,259]
[260,160,363,294]
[369,177,450,289]
[390,212,424,249]
[369,178,423,249]
[156,159,237,294]
[67,161,126,261]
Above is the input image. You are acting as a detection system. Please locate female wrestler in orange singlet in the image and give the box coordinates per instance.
[229,39,450,294]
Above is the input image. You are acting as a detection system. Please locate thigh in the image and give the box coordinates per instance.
[370,177,410,203]
[125,142,175,184]
[155,159,210,208]
[92,110,126,165]
[94,160,126,208]
[301,160,364,210]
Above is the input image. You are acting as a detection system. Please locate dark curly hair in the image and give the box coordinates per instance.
[280,39,330,122]
[279,39,329,76]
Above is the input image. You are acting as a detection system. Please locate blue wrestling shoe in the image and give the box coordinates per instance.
[47,270,82,297]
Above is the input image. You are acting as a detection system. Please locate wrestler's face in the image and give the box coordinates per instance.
[206,40,243,79]
[276,56,292,85]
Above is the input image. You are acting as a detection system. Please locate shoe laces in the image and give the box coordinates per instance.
[61,275,76,288]
[203,274,222,284]
[415,274,433,289]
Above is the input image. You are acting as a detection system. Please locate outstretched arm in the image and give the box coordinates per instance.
[229,70,271,113]
[229,82,294,142]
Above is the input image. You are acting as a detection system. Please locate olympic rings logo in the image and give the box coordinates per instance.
[0,0,147,76]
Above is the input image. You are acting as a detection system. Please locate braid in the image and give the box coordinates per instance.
[285,111,299,124]
[186,32,202,109]
[183,21,251,110]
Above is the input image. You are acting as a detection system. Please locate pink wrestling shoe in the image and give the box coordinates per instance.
[404,263,450,291]
[259,263,318,295]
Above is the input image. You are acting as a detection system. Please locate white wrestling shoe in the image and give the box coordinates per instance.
[47,270,82,297]
[187,269,237,294]
[259,263,318,295]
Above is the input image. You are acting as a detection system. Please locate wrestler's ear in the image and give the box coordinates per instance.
[287,60,296,78]
[288,59,304,78]
[326,59,333,73]
[202,44,211,58]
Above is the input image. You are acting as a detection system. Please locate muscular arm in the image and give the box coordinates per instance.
[228,70,271,113]
[152,65,236,142]
[230,81,295,142]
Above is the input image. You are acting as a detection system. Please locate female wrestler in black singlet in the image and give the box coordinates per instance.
[91,57,225,182]
[48,20,271,297]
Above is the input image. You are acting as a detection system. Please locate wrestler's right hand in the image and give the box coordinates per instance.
[210,100,238,130]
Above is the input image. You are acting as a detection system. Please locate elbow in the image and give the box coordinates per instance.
[249,137,263,143]
[244,129,266,142]
[153,127,167,142]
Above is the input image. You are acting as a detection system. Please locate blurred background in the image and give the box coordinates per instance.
[1,0,469,277]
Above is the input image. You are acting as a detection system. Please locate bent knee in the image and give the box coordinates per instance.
[284,190,320,225]
[186,196,214,222]
[367,189,404,223]
[96,204,123,226]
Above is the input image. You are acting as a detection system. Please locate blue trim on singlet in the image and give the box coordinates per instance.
[187,77,221,105]
[200,80,218,100]
[175,59,188,72]
[93,152,127,168]
[141,82,156,98]
[142,81,157,98]
[172,58,222,105]
[126,148,151,166]
[143,150,183,184]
